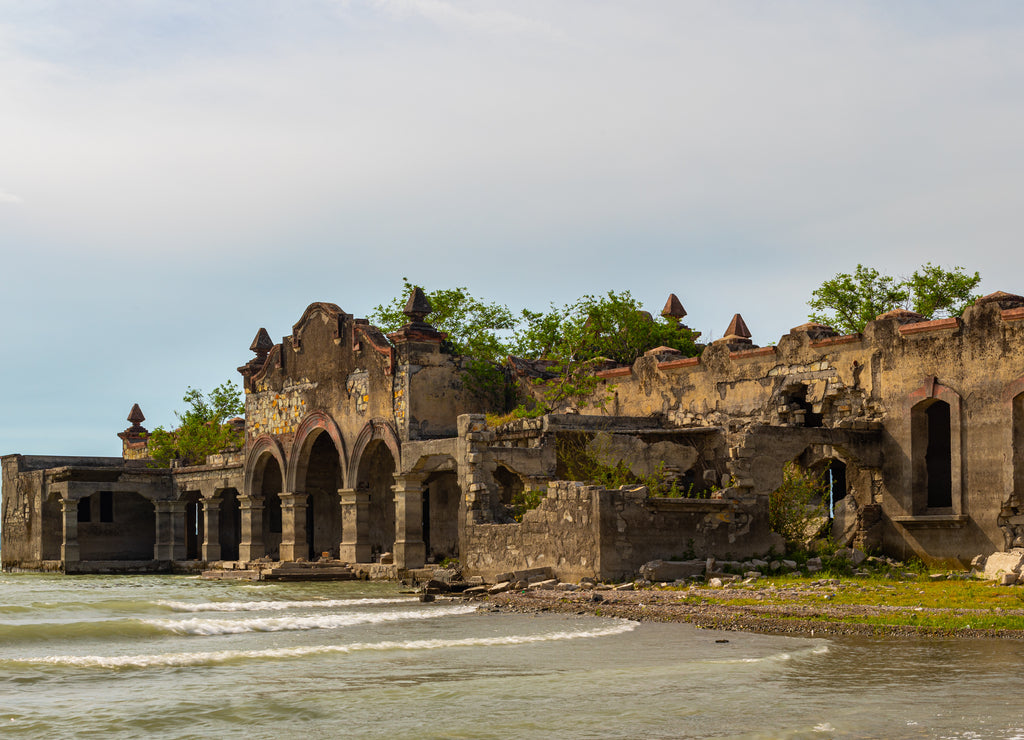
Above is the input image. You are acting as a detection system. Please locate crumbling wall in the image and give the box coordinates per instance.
[461,481,599,581]
[461,479,780,582]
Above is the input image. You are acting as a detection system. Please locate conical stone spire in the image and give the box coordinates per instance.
[724,313,751,340]
[661,294,687,323]
[250,328,274,357]
[404,286,433,324]
[127,403,145,427]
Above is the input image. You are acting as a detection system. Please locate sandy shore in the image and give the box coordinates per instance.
[475,586,1024,639]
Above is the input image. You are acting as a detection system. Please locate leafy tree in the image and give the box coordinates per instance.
[513,290,699,410]
[769,463,829,545]
[147,381,245,468]
[371,278,518,409]
[372,283,699,414]
[808,263,981,334]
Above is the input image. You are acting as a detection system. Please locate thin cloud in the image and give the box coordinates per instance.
[0,190,23,204]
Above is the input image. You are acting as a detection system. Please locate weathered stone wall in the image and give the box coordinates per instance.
[461,480,781,581]
[461,481,600,581]
[536,295,1024,565]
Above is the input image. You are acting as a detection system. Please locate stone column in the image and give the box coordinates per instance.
[153,501,176,560]
[168,501,188,561]
[60,498,80,565]
[339,488,371,563]
[201,496,222,561]
[279,492,308,561]
[238,494,266,561]
[392,475,426,569]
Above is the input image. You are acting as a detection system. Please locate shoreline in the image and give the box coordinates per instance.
[475,587,1024,640]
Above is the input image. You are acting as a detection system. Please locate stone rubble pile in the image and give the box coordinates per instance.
[410,547,1023,597]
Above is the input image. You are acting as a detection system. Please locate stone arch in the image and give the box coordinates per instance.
[244,435,287,497]
[286,411,348,493]
[347,418,401,489]
[350,419,402,559]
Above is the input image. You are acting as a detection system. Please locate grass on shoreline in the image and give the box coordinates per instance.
[653,574,1024,632]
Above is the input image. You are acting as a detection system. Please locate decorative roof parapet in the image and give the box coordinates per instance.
[874,308,926,326]
[975,291,1024,310]
[789,322,838,342]
[899,317,961,336]
[714,313,756,351]
[388,286,447,345]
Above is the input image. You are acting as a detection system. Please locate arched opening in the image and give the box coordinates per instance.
[423,471,459,562]
[302,432,343,560]
[180,491,203,560]
[79,491,155,561]
[41,492,63,561]
[913,399,952,510]
[254,454,284,561]
[357,439,396,560]
[808,458,847,518]
[218,489,241,561]
[494,465,524,508]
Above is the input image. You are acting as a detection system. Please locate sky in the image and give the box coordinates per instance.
[2,0,1024,457]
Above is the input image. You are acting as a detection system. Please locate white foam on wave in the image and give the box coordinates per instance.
[14,621,638,670]
[711,644,829,666]
[144,604,477,635]
[154,597,412,612]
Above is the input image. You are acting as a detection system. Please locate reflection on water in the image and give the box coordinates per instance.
[1,574,1023,740]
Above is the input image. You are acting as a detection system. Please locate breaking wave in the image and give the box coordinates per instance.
[9,621,638,670]
[153,597,412,612]
[144,604,477,635]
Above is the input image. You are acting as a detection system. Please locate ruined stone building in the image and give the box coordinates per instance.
[5,289,1024,578]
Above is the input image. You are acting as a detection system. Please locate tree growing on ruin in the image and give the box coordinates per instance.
[373,282,701,414]
[147,382,245,468]
[371,278,518,409]
[513,290,700,411]
[808,263,981,334]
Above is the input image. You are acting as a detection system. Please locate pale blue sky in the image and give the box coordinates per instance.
[3,1,1024,456]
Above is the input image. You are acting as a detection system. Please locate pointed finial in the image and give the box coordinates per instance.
[127,403,145,426]
[661,293,687,322]
[250,328,274,357]
[404,286,432,324]
[724,313,751,340]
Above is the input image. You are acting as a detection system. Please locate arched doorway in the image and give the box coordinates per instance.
[218,489,241,561]
[180,491,203,560]
[913,399,952,510]
[301,432,343,559]
[423,471,459,562]
[253,453,284,561]
[357,439,396,560]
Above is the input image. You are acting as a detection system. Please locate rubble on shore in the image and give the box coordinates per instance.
[407,552,1024,639]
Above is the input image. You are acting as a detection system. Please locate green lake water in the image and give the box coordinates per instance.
[1,573,1022,739]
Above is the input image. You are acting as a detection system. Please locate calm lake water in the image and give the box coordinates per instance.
[1,573,1023,739]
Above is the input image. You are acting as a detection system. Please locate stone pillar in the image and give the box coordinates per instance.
[238,494,266,561]
[392,475,426,569]
[279,492,308,561]
[339,488,371,563]
[201,496,222,561]
[168,501,188,561]
[60,498,80,564]
[153,501,176,560]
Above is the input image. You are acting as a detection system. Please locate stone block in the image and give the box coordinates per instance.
[488,581,511,594]
[639,559,705,581]
[983,549,1024,581]
[1000,572,1019,586]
